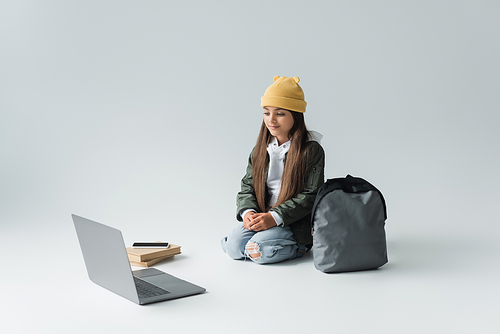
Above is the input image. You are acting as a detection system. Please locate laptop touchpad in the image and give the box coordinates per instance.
[133,268,165,278]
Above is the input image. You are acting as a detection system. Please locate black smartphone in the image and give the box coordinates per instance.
[132,242,169,248]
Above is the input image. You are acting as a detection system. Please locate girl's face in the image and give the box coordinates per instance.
[263,106,295,145]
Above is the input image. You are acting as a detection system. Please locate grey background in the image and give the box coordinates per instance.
[1,1,499,333]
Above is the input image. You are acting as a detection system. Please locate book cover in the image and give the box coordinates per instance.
[129,254,177,267]
[126,243,181,262]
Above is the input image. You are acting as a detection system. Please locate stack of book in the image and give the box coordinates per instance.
[126,244,181,267]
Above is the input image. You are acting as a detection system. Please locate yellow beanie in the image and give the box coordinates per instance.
[261,76,307,113]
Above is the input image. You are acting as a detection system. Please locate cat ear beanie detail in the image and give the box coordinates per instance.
[261,76,307,113]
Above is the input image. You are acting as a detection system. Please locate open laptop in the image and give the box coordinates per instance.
[72,214,205,305]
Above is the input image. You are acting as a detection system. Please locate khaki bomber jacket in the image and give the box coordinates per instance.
[236,140,325,245]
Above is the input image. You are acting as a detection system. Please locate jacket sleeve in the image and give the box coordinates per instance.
[235,149,261,221]
[271,141,325,227]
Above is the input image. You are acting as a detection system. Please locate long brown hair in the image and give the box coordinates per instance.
[252,111,310,212]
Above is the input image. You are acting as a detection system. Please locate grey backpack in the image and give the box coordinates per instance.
[311,175,388,273]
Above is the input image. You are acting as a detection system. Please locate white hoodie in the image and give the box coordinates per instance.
[240,131,323,226]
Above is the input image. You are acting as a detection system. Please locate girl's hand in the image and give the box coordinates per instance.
[243,211,257,230]
[247,213,277,232]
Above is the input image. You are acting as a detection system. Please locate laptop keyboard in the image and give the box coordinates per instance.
[134,277,171,298]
